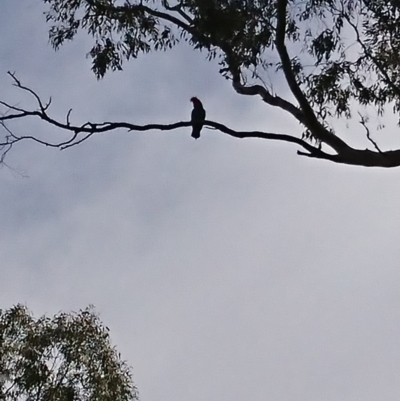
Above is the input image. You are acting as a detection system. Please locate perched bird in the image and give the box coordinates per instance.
[190,97,206,139]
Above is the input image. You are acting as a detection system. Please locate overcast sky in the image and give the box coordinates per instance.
[1,2,400,401]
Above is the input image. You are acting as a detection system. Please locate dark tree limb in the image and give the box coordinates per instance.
[2,72,400,168]
[89,0,198,40]
[358,112,383,154]
[0,73,330,160]
[0,99,323,154]
[161,0,194,24]
[274,0,351,154]
[231,71,306,125]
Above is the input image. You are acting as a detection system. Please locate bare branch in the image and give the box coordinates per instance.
[358,112,383,153]
[0,75,327,160]
[1,74,400,168]
[0,108,322,155]
[66,109,72,126]
[8,72,49,112]
[231,70,306,124]
[61,133,95,150]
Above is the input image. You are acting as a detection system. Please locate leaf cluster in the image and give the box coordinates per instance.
[0,305,137,401]
[42,0,400,124]
[44,0,178,77]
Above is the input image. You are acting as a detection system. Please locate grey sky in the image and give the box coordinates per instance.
[1,2,400,401]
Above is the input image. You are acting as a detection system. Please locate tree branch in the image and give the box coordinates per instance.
[161,0,194,24]
[1,107,323,155]
[0,73,330,160]
[231,70,306,124]
[344,11,400,98]
[357,112,383,153]
[274,0,351,154]
[90,0,199,40]
[2,73,400,168]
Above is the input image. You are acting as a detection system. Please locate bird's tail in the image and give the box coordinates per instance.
[191,127,201,139]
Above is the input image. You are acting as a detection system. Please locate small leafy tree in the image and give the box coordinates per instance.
[0,305,137,401]
[2,0,400,167]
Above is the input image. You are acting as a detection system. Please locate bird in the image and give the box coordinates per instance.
[190,97,206,139]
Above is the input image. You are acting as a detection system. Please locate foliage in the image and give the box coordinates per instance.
[2,0,400,167]
[43,0,400,121]
[0,305,137,401]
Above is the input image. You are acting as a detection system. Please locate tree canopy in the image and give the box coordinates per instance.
[2,0,400,167]
[0,305,137,401]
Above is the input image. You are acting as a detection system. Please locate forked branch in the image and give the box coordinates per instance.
[0,72,327,159]
[1,72,400,168]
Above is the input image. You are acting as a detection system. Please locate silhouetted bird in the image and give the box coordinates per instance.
[190,97,206,139]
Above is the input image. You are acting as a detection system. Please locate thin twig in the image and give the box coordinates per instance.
[358,112,383,153]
